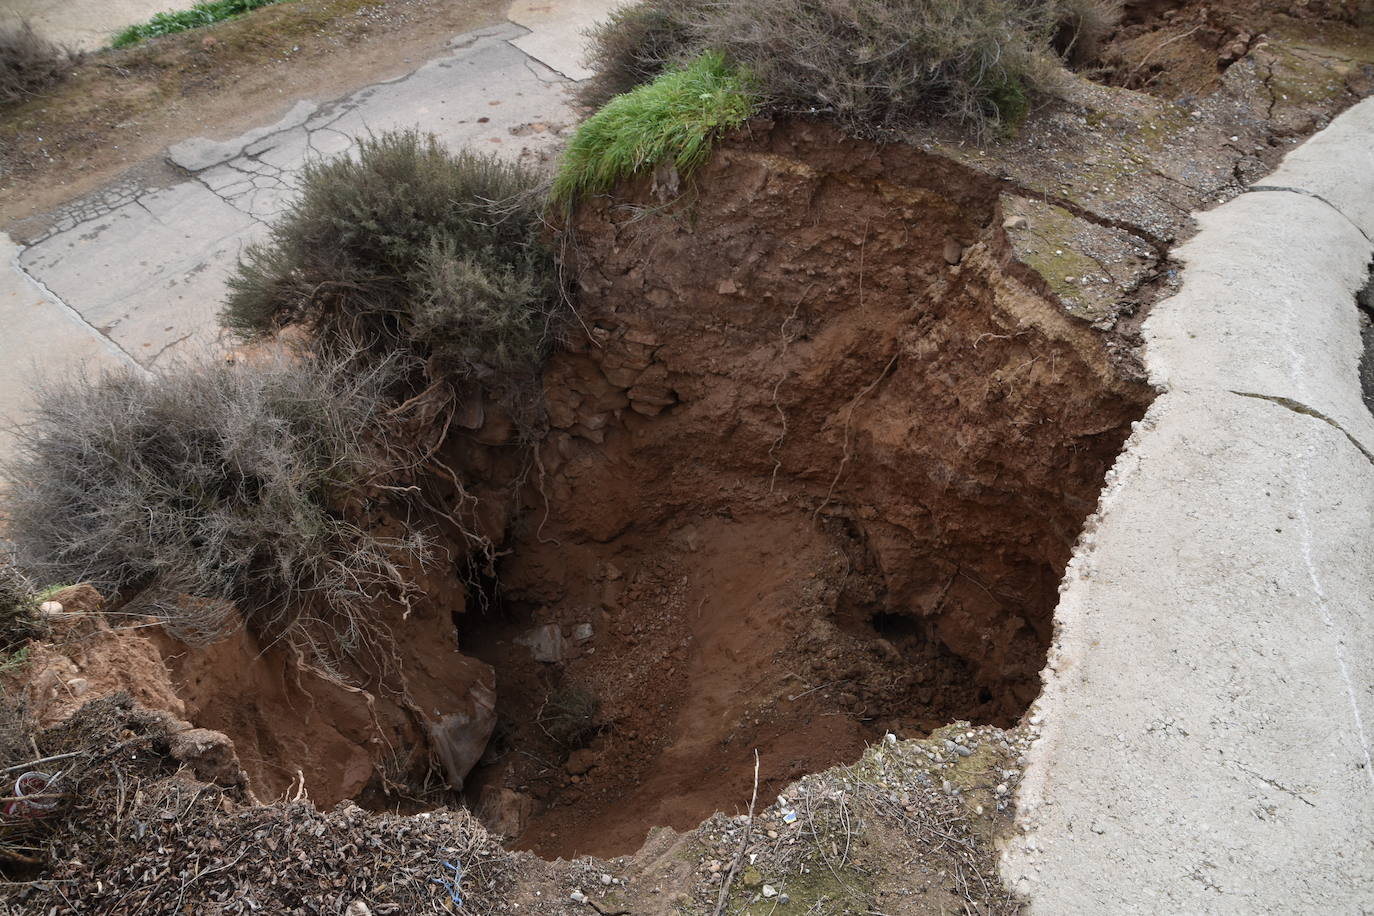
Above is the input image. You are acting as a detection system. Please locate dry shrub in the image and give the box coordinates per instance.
[0,555,42,656]
[539,684,600,746]
[1050,0,1122,68]
[0,356,425,663]
[576,0,707,109]
[0,21,78,105]
[223,130,565,409]
[578,0,1085,133]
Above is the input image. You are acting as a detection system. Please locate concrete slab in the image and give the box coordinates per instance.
[1255,96,1374,241]
[2,16,589,456]
[1003,390,1374,914]
[167,24,575,223]
[507,0,623,80]
[17,182,262,367]
[0,233,142,457]
[1145,190,1374,455]
[1,0,174,51]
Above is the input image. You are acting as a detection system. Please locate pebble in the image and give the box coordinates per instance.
[1030,714,1044,726]
[995,783,1008,796]
[1002,215,1029,230]
[570,891,588,904]
[600,874,613,886]
[762,885,778,898]
[39,601,63,616]
[954,744,973,757]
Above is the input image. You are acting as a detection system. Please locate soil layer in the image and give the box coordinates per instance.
[460,118,1153,859]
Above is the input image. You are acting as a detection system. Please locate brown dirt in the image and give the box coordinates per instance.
[457,117,1153,860]
[0,0,507,227]
[1101,0,1373,101]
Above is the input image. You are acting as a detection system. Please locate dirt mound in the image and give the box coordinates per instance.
[457,117,1152,859]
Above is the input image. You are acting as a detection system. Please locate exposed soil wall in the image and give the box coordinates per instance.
[460,119,1153,859]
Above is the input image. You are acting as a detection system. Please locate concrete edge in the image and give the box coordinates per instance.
[1002,95,1374,910]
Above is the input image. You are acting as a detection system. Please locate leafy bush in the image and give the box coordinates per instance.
[576,0,1107,134]
[552,51,756,203]
[0,21,78,105]
[223,131,563,392]
[0,357,425,659]
[111,0,283,48]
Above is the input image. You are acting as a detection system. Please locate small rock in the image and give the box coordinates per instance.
[65,677,89,697]
[600,874,613,886]
[995,783,1009,796]
[572,623,594,642]
[571,890,588,904]
[762,885,778,898]
[39,601,63,616]
[717,279,739,295]
[1002,215,1029,230]
[345,902,371,916]
[954,744,973,757]
[707,860,722,873]
[566,749,599,776]
[741,867,763,888]
[943,238,964,265]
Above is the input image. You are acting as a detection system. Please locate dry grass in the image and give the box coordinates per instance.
[0,21,78,105]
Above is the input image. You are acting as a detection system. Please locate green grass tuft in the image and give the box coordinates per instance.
[552,51,756,204]
[111,0,285,48]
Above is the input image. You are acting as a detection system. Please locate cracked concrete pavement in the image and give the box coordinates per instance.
[1003,97,1374,914]
[1,4,617,451]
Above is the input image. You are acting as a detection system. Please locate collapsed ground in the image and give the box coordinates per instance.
[2,0,1373,913]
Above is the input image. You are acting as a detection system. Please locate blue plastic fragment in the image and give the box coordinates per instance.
[431,859,464,907]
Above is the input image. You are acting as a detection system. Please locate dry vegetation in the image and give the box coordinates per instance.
[576,0,1123,133]
[224,131,566,409]
[0,22,79,105]
[0,356,425,667]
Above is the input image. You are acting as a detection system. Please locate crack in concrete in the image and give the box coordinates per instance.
[1230,763,1316,807]
[1246,185,1374,245]
[8,252,148,375]
[998,175,1173,257]
[1230,390,1374,466]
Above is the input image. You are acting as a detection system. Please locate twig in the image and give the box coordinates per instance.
[768,284,813,493]
[713,750,761,916]
[814,352,900,519]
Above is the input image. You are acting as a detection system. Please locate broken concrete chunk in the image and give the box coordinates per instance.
[429,678,498,791]
[516,623,565,662]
